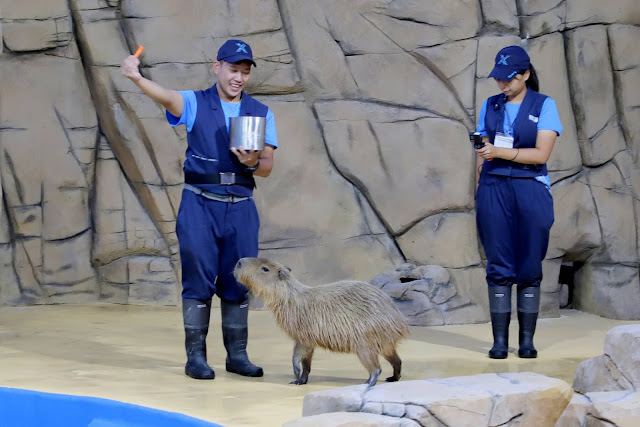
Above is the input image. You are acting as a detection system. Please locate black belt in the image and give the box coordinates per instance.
[184,172,255,188]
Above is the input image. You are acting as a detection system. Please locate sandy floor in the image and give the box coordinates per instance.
[0,304,635,426]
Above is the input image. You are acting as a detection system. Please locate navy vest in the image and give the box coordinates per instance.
[482,89,548,177]
[184,84,268,196]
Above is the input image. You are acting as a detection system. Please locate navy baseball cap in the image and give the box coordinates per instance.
[217,39,257,67]
[488,45,530,81]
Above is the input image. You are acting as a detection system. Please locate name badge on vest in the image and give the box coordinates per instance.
[494,132,514,149]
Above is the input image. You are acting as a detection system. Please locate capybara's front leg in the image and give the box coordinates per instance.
[357,349,382,387]
[290,342,314,385]
[382,345,402,382]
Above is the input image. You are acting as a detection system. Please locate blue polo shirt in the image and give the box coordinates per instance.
[476,97,562,187]
[167,90,278,148]
[476,98,563,137]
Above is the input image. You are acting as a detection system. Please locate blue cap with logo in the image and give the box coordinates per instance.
[217,39,257,67]
[488,45,530,81]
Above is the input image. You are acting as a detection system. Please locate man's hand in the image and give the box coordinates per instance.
[121,55,142,82]
[231,147,260,168]
[119,53,184,117]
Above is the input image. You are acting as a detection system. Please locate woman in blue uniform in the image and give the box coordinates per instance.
[474,45,562,359]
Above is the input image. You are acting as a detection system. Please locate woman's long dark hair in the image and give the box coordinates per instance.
[524,64,539,92]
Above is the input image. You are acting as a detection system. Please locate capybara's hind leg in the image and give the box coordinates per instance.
[382,345,402,382]
[290,342,314,385]
[356,349,381,387]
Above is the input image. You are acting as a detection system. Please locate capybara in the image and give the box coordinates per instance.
[233,257,409,386]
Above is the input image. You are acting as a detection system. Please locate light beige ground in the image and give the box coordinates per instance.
[0,305,635,426]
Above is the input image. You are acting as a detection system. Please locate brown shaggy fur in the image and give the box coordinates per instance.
[234,257,409,386]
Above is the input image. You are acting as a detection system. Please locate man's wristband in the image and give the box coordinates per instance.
[245,160,260,173]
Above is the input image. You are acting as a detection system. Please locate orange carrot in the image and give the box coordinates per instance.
[134,46,144,58]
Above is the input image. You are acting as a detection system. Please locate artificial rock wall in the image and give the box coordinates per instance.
[1,0,639,320]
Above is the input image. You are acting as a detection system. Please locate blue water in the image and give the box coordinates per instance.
[0,387,222,427]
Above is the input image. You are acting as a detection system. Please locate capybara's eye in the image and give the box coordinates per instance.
[261,266,270,272]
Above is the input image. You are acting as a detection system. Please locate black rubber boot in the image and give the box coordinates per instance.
[517,286,540,359]
[183,299,215,379]
[221,298,263,377]
[488,285,512,359]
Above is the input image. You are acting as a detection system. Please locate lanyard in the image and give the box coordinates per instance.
[504,105,516,136]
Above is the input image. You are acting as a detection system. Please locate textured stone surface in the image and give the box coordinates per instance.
[555,393,594,427]
[520,0,640,37]
[527,32,582,183]
[574,264,640,320]
[316,101,473,235]
[610,24,640,162]
[586,162,637,264]
[586,390,640,426]
[481,0,518,31]
[566,25,626,166]
[1,0,72,52]
[573,324,640,393]
[546,175,601,261]
[299,373,572,426]
[284,412,419,427]
[372,263,487,325]
[0,0,639,322]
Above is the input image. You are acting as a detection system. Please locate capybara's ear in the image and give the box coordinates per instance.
[278,268,289,280]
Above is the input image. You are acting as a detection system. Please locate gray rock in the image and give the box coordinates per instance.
[2,0,72,52]
[520,0,640,37]
[540,259,562,318]
[604,325,640,389]
[555,393,591,427]
[586,163,637,264]
[519,0,567,37]
[574,324,640,393]
[574,264,640,320]
[318,101,474,235]
[365,0,480,51]
[609,24,640,162]
[481,0,519,31]
[586,390,640,426]
[557,390,640,427]
[398,212,481,269]
[565,0,640,29]
[614,151,640,262]
[547,174,601,261]
[574,355,632,394]
[527,33,582,183]
[372,264,488,325]
[414,39,478,113]
[284,412,419,427]
[302,373,572,426]
[566,25,627,166]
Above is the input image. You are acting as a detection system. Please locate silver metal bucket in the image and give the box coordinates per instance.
[229,116,266,151]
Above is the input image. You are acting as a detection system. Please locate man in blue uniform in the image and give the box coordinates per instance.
[121,39,278,379]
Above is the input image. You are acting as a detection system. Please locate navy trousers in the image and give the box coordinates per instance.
[476,174,554,288]
[176,189,260,302]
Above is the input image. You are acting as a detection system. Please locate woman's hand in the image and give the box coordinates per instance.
[476,131,558,164]
[476,141,495,160]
